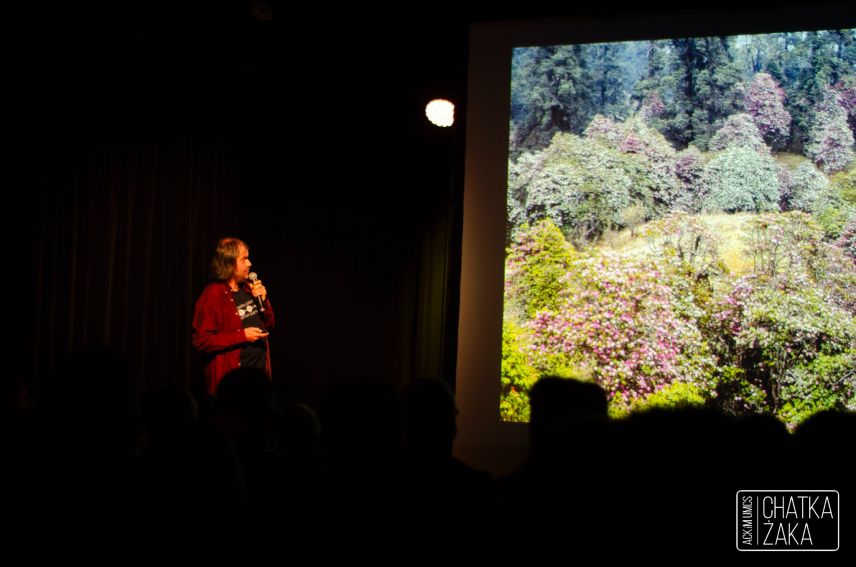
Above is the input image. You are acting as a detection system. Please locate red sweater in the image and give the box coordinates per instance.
[192,281,275,396]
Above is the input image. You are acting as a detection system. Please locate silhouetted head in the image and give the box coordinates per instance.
[215,367,272,434]
[795,410,856,456]
[528,376,607,449]
[317,376,403,462]
[140,384,199,444]
[402,377,457,457]
[273,403,321,459]
[48,347,137,452]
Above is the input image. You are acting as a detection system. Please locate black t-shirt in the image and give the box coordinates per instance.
[232,288,267,371]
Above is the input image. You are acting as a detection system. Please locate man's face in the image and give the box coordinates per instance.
[234,245,252,282]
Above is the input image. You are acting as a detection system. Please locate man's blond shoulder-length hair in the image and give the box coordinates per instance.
[210,237,247,281]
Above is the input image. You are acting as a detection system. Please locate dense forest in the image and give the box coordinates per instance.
[502,30,856,425]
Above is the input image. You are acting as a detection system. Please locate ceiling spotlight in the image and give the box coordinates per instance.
[426,99,455,127]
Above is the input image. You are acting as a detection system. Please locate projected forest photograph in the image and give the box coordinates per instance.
[502,30,856,425]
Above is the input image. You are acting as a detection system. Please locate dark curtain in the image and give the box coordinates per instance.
[7,6,467,409]
[16,139,239,401]
[232,131,462,405]
[12,133,461,407]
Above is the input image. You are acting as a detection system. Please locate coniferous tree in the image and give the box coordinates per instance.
[738,34,784,76]
[510,45,595,157]
[667,36,744,149]
[787,31,840,152]
[587,42,632,120]
[827,29,856,85]
[769,32,814,152]
[633,40,674,109]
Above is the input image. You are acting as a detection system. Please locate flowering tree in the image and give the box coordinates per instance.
[639,92,665,121]
[584,114,624,148]
[505,218,576,321]
[837,217,856,265]
[529,254,714,409]
[616,118,681,216]
[507,150,547,230]
[708,113,768,153]
[582,116,692,217]
[500,320,539,422]
[784,162,830,212]
[617,117,676,162]
[704,212,856,422]
[707,271,856,423]
[513,132,634,243]
[731,283,856,418]
[806,87,855,173]
[776,163,794,210]
[643,212,723,284]
[831,168,856,207]
[816,243,856,316]
[674,147,704,212]
[744,212,824,281]
[745,73,791,149]
[778,353,856,427]
[833,82,856,137]
[824,218,856,311]
[707,275,755,352]
[701,146,781,212]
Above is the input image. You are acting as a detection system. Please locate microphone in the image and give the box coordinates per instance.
[248,272,266,312]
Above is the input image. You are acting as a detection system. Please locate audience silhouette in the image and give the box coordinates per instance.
[4,350,853,565]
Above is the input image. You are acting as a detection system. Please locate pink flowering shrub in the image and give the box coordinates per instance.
[706,275,755,353]
[806,87,855,174]
[675,147,703,184]
[529,253,715,410]
[640,92,665,121]
[619,134,645,154]
[783,162,830,212]
[832,82,856,136]
[706,274,856,419]
[643,212,723,284]
[584,114,624,148]
[705,212,856,419]
[837,217,856,266]
[775,163,794,210]
[701,146,781,212]
[744,212,824,280]
[745,73,791,148]
[512,132,633,242]
[618,118,676,163]
[731,284,856,408]
[673,147,705,212]
[708,113,768,153]
[616,118,681,216]
[821,219,856,314]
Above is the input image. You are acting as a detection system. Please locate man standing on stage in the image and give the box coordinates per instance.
[192,237,275,396]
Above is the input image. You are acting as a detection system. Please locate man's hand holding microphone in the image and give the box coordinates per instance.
[244,271,269,342]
